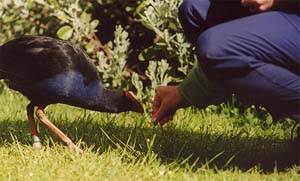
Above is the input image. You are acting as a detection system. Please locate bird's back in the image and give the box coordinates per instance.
[0,36,101,105]
[0,36,99,85]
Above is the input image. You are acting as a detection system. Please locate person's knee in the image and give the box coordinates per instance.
[196,29,226,67]
[179,0,211,43]
[195,28,244,81]
[178,0,196,21]
[178,0,209,25]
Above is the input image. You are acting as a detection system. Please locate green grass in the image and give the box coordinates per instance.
[0,88,299,180]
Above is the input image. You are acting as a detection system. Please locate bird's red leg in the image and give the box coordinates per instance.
[27,104,42,149]
[35,106,83,153]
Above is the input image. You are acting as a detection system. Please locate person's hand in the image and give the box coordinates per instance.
[241,0,274,12]
[151,86,190,126]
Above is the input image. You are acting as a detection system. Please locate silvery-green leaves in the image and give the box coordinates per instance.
[0,0,51,44]
[96,25,130,88]
[131,60,172,109]
[139,0,196,76]
[57,25,73,40]
[53,2,99,52]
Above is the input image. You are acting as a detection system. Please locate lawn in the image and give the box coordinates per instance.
[0,88,299,180]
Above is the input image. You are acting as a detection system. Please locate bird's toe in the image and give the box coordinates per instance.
[32,142,42,150]
[67,143,83,154]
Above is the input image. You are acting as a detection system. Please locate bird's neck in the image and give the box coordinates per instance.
[78,86,143,113]
[32,71,128,113]
[72,82,125,113]
[98,89,125,112]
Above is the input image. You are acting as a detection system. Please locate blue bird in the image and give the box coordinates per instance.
[0,36,144,153]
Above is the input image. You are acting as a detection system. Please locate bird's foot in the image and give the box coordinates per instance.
[33,142,42,150]
[32,136,42,150]
[67,142,83,154]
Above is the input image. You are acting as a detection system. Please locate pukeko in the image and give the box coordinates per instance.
[0,36,144,153]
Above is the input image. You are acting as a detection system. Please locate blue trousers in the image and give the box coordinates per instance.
[178,0,300,121]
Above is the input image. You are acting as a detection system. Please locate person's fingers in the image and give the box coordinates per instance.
[152,87,172,125]
[159,114,174,126]
[151,85,188,126]
[258,3,271,11]
[249,4,270,12]
[152,92,161,117]
[241,0,272,12]
[152,101,169,125]
[151,90,164,125]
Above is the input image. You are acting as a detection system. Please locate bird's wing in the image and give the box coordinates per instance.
[0,36,100,85]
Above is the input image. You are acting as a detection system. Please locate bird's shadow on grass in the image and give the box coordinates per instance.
[0,115,298,173]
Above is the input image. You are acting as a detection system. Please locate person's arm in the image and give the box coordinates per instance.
[178,67,221,109]
[151,66,223,126]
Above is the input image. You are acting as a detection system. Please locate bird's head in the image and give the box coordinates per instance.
[74,88,144,114]
[117,91,144,113]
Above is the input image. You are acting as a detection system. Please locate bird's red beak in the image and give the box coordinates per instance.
[124,91,144,113]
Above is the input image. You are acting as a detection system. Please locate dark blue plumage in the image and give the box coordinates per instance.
[0,35,144,152]
[0,36,143,113]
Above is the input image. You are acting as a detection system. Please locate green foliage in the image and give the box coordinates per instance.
[96,25,131,88]
[52,0,99,50]
[57,25,73,40]
[138,0,196,75]
[0,0,56,43]
[0,0,98,52]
